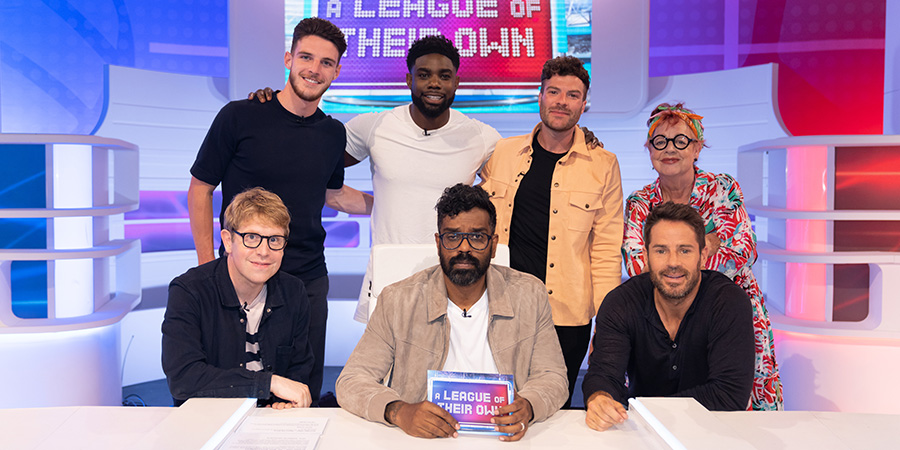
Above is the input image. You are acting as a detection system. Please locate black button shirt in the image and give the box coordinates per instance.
[582,271,754,411]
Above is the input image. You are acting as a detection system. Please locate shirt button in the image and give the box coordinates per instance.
[491,191,496,196]
[672,365,677,370]
[239,363,244,367]
[551,235,556,240]
[554,182,559,187]
[266,365,273,370]
[266,308,271,313]
[557,161,562,165]
[585,204,590,208]
[508,203,512,207]
[552,209,558,214]
[240,318,245,323]
[548,289,553,295]
[549,263,554,268]
[672,343,677,349]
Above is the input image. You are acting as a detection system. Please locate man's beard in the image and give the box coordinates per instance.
[649,264,701,301]
[411,91,455,119]
[440,252,489,287]
[289,71,328,102]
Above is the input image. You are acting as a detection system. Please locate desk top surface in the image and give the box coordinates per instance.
[3,401,899,450]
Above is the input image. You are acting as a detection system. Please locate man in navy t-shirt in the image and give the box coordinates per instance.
[188,18,372,404]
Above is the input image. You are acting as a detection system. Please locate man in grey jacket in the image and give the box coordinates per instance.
[336,183,568,441]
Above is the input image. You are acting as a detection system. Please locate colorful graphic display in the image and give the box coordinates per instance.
[427,370,514,434]
[321,0,556,87]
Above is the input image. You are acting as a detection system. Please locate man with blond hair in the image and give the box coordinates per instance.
[164,187,315,408]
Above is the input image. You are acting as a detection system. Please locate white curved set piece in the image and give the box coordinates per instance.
[738,135,900,413]
[0,134,141,408]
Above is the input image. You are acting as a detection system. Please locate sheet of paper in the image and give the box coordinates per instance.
[221,416,328,450]
[222,433,319,450]
[238,416,328,435]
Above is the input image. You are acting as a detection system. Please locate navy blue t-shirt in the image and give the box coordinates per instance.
[191,96,345,282]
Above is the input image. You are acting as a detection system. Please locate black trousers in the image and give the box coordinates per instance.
[303,275,329,405]
[555,323,592,409]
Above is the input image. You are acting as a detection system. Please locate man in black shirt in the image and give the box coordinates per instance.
[582,202,754,431]
[188,18,371,403]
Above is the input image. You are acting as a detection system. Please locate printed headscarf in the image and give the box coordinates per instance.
[647,104,704,142]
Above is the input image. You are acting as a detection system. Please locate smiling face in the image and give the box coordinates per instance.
[284,35,341,103]
[435,208,497,287]
[538,75,587,133]
[648,120,702,179]
[406,53,459,119]
[645,219,708,303]
[222,215,285,295]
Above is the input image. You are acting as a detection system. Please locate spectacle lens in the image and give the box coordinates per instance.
[651,134,694,151]
[232,230,287,251]
[439,232,491,250]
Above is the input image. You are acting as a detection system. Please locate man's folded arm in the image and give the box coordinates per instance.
[162,284,274,401]
[515,283,569,422]
[581,295,632,407]
[335,287,402,424]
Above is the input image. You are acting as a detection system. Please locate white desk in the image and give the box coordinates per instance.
[254,408,657,449]
[2,398,899,449]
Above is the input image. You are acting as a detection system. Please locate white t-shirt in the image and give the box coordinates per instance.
[442,290,498,374]
[347,105,501,321]
[243,285,267,372]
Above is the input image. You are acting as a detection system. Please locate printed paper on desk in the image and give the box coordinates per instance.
[427,370,514,435]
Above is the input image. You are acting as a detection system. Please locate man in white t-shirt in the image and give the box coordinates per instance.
[336,184,568,441]
[344,35,502,321]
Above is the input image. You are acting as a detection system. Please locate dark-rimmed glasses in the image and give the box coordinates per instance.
[650,134,696,151]
[231,230,288,251]
[438,232,492,251]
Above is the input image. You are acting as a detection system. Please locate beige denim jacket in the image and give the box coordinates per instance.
[335,264,568,425]
[481,124,624,326]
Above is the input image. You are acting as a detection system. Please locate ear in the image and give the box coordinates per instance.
[435,232,442,252]
[700,243,710,268]
[489,233,498,260]
[333,63,341,80]
[284,51,292,70]
[406,72,413,90]
[221,228,233,255]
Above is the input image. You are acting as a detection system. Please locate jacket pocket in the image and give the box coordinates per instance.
[567,192,603,232]
[484,180,509,200]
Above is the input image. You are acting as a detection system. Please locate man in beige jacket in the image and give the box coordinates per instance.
[336,184,568,441]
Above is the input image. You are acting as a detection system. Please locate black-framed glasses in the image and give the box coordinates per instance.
[438,232,492,251]
[650,134,696,151]
[231,230,288,251]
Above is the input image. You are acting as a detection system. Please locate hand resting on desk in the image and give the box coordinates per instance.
[585,391,628,431]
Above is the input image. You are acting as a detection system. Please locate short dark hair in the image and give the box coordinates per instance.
[291,17,347,58]
[643,202,706,250]
[541,56,590,94]
[436,184,496,233]
[407,35,460,71]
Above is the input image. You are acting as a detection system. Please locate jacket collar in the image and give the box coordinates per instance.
[517,123,591,161]
[425,265,514,322]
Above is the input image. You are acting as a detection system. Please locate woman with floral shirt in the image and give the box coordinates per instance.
[622,103,783,411]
